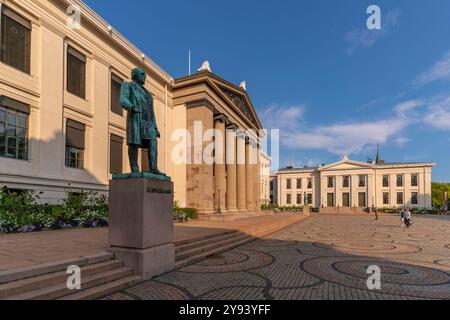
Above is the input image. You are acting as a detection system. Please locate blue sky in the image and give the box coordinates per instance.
[85,0,450,182]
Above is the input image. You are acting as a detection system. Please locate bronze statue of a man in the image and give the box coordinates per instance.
[120,67,163,175]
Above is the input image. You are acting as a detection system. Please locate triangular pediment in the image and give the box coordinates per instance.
[174,71,262,129]
[319,158,375,171]
[217,85,259,129]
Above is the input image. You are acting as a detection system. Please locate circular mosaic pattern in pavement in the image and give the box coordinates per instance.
[313,240,422,255]
[316,232,392,241]
[181,249,275,273]
[302,256,450,299]
[196,252,248,266]
[105,215,450,300]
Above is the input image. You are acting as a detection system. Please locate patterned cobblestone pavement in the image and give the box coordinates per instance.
[105,214,450,300]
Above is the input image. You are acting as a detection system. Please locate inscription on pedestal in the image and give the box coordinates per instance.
[147,187,172,194]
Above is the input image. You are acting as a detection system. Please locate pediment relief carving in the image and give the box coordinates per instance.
[219,86,258,128]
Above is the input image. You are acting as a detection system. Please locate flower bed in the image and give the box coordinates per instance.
[173,201,198,222]
[377,207,447,215]
[0,187,108,234]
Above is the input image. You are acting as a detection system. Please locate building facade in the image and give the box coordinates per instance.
[0,0,264,215]
[172,70,263,216]
[273,156,435,210]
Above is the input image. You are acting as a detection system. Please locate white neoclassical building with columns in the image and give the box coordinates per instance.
[273,155,435,211]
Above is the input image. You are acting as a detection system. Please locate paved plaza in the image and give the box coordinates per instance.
[0,214,303,272]
[105,214,450,300]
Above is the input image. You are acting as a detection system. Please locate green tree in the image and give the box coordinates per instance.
[431,182,450,208]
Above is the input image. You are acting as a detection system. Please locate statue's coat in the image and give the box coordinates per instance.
[120,81,158,146]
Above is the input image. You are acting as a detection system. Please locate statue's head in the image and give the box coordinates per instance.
[131,67,147,85]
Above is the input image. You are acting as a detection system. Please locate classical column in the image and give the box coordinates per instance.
[245,138,254,210]
[186,100,214,215]
[320,175,327,208]
[226,125,238,212]
[351,175,358,208]
[253,143,261,210]
[214,115,227,213]
[368,174,374,208]
[335,176,342,208]
[236,130,247,211]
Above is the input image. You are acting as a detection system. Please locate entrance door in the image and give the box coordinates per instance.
[342,193,350,207]
[327,193,334,207]
[358,192,366,207]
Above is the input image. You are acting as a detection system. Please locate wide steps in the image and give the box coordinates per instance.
[6,267,133,300]
[176,233,251,261]
[174,235,256,270]
[0,259,123,299]
[173,230,236,247]
[175,230,242,254]
[59,275,141,300]
[173,214,304,269]
[0,252,114,285]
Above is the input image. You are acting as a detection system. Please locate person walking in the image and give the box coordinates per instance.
[372,205,379,222]
[400,209,406,228]
[405,209,412,228]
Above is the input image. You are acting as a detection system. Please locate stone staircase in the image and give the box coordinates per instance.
[0,213,306,300]
[197,210,271,222]
[0,253,141,300]
[174,213,304,269]
[319,207,371,215]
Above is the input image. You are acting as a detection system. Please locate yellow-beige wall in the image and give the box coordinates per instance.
[0,0,175,203]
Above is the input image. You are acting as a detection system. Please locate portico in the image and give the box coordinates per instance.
[172,67,263,218]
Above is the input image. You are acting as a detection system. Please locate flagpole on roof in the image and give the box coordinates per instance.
[189,49,191,75]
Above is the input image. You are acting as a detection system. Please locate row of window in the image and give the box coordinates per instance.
[326,175,418,188]
[286,178,313,190]
[66,46,124,116]
[285,193,313,206]
[285,192,419,207]
[325,193,368,208]
[0,101,128,173]
[65,118,132,173]
[286,174,420,191]
[383,192,418,206]
[0,6,129,170]
[0,5,125,117]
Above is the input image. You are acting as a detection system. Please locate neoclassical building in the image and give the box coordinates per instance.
[172,69,263,217]
[273,155,435,211]
[0,0,264,217]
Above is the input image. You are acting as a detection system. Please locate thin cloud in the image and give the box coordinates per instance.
[414,51,450,87]
[394,137,410,147]
[261,99,425,156]
[424,96,450,130]
[344,9,401,55]
[260,103,305,130]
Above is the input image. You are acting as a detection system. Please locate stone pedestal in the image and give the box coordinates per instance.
[108,173,174,280]
[303,204,310,216]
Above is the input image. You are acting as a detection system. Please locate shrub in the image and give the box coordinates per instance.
[173,201,198,221]
[377,207,442,215]
[261,203,279,211]
[0,187,109,234]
